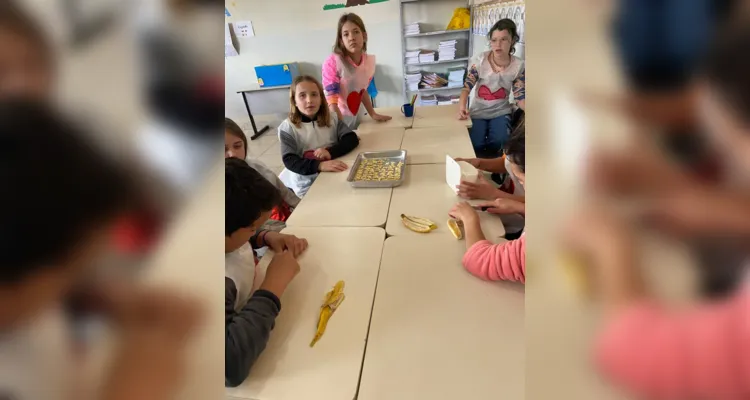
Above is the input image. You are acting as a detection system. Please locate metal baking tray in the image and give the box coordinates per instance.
[347,150,407,188]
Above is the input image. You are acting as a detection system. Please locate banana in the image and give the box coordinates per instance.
[447,218,463,239]
[310,280,346,347]
[400,214,438,233]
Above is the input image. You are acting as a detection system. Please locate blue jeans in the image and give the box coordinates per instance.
[469,115,511,158]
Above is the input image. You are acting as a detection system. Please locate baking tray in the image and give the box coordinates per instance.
[347,150,407,188]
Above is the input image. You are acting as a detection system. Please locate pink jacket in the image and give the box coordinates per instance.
[461,235,525,283]
[596,287,750,400]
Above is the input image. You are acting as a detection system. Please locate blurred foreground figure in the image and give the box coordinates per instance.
[0,100,202,399]
[566,18,750,400]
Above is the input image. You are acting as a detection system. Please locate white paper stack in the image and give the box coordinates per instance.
[450,95,461,104]
[419,94,438,106]
[418,50,436,64]
[405,72,422,92]
[446,155,479,194]
[438,40,457,61]
[404,23,421,35]
[447,67,464,88]
[405,50,421,65]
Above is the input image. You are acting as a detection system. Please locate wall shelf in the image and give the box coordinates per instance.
[404,28,470,38]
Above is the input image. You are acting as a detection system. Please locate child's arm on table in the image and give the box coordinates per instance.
[450,202,526,283]
[225,277,280,387]
[322,56,344,121]
[328,119,360,159]
[279,128,320,175]
[362,91,391,122]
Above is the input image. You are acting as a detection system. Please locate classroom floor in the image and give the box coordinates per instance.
[242,118,284,174]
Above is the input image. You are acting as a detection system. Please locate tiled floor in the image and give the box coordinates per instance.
[242,118,285,171]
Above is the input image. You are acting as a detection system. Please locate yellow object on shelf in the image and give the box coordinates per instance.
[446,8,471,30]
[310,280,346,347]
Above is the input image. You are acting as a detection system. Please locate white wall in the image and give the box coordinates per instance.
[224,0,403,122]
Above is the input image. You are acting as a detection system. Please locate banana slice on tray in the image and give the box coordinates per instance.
[400,214,438,233]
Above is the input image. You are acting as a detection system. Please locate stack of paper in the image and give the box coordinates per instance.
[436,95,454,106]
[448,67,465,88]
[438,40,457,61]
[404,23,421,35]
[418,50,436,64]
[419,94,438,106]
[420,72,448,89]
[405,72,422,92]
[405,50,421,65]
[450,95,461,104]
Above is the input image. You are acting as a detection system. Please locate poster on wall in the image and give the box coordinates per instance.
[225,23,239,57]
[323,0,390,11]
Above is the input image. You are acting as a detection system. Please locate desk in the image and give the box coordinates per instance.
[357,106,413,132]
[385,164,505,239]
[237,85,290,140]
[340,128,405,162]
[411,104,472,129]
[358,235,524,400]
[226,227,385,400]
[286,170,392,228]
[401,127,476,164]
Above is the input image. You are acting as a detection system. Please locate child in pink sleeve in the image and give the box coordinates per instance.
[322,13,391,128]
[450,121,526,284]
[564,21,750,399]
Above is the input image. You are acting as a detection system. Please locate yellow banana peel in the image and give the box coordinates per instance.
[400,214,438,233]
[447,218,463,239]
[310,280,346,347]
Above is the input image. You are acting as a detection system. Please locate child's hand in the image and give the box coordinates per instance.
[449,202,479,224]
[457,107,469,120]
[260,250,301,298]
[314,148,331,161]
[319,160,348,172]
[264,232,309,257]
[477,198,524,215]
[371,113,393,122]
[454,157,481,169]
[456,174,501,200]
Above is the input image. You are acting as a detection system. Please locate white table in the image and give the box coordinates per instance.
[286,169,392,227]
[401,127,476,164]
[341,128,405,162]
[358,234,524,400]
[411,104,472,129]
[358,106,413,132]
[226,227,385,400]
[386,164,506,240]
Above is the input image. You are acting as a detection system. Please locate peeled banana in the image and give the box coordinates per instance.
[400,214,438,233]
[310,280,346,347]
[447,219,463,239]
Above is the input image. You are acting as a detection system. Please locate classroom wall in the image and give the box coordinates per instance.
[224,0,404,122]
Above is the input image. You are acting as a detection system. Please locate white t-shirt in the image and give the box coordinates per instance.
[225,243,260,312]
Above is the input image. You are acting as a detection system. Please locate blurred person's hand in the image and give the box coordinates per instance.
[313,148,331,161]
[103,288,203,400]
[260,251,301,298]
[449,202,480,225]
[476,198,525,215]
[562,205,645,311]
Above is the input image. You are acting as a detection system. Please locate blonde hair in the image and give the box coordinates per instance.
[289,75,332,128]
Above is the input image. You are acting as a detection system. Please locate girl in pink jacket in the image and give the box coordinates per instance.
[567,21,750,400]
[449,123,526,284]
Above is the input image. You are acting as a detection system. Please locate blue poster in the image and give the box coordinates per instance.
[225,8,231,17]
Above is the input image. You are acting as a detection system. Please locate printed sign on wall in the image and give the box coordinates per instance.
[323,0,390,11]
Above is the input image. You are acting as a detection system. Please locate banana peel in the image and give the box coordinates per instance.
[310,280,346,347]
[400,214,438,233]
[447,218,463,239]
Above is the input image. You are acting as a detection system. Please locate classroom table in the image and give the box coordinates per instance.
[385,164,506,240]
[340,128,405,162]
[357,234,524,400]
[286,169,392,228]
[237,85,291,140]
[411,104,472,129]
[357,106,413,132]
[400,126,476,164]
[225,227,385,400]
